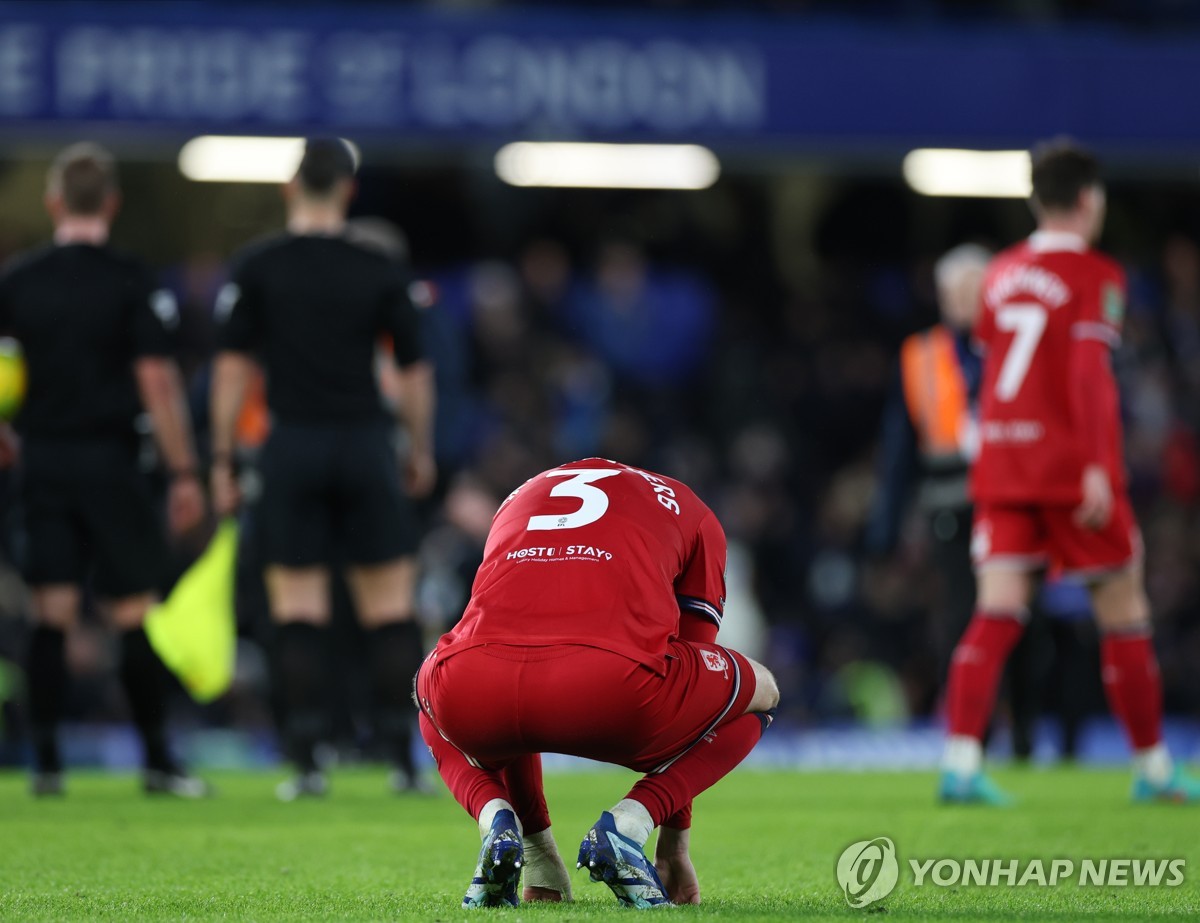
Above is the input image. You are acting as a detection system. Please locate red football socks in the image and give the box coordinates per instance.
[1101,632,1163,750]
[626,712,766,827]
[945,611,1026,740]
[502,754,552,836]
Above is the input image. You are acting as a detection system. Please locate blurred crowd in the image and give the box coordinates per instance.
[2,176,1200,763]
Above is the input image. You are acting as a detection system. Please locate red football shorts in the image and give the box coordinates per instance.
[971,494,1142,580]
[415,640,757,773]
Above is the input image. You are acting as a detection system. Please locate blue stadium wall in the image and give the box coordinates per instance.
[0,2,1198,158]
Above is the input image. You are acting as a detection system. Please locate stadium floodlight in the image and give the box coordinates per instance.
[495,142,720,190]
[903,149,1032,198]
[178,136,307,183]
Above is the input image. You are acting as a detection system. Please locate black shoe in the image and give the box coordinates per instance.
[144,768,213,798]
[31,771,65,797]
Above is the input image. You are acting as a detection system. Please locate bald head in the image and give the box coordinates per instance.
[935,244,991,332]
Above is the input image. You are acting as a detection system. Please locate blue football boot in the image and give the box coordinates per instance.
[576,811,671,909]
[463,809,523,908]
[1132,766,1200,804]
[938,770,1015,806]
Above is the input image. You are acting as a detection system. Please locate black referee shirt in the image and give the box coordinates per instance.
[215,234,424,425]
[0,243,176,441]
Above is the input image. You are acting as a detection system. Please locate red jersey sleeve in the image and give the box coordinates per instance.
[1069,260,1126,468]
[674,509,727,637]
[1071,260,1125,348]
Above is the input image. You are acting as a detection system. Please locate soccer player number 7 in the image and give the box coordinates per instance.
[994,303,1048,402]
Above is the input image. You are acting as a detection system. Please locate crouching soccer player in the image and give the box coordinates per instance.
[415,458,779,908]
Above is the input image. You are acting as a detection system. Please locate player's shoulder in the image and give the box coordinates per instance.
[991,238,1036,267]
[99,245,155,282]
[290,232,398,270]
[1042,247,1125,300]
[1083,248,1125,284]
[331,235,410,284]
[4,243,146,284]
[613,458,711,514]
[228,231,294,273]
[1026,233,1121,278]
[553,457,699,497]
[992,239,1030,263]
[563,457,676,482]
[0,243,56,282]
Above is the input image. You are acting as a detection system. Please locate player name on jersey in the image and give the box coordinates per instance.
[984,263,1070,310]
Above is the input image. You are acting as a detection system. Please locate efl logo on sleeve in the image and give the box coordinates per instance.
[700,649,728,672]
[1103,282,1125,326]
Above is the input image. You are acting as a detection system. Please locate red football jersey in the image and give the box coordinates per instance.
[971,231,1126,505]
[434,458,727,674]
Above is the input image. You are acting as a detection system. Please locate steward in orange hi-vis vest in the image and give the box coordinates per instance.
[900,324,975,466]
[865,242,989,567]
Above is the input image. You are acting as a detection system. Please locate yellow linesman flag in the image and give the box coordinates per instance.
[0,338,27,421]
[145,520,238,703]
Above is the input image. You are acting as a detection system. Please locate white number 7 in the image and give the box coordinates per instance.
[994,303,1048,402]
[527,468,621,531]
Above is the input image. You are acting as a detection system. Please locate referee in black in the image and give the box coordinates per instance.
[210,139,435,800]
[0,143,208,796]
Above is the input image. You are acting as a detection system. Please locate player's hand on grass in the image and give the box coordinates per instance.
[1075,464,1113,530]
[405,449,437,498]
[522,885,567,903]
[210,460,241,519]
[655,827,701,905]
[169,473,206,536]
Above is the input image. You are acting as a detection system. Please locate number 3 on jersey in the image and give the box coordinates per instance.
[994,303,1048,402]
[527,468,621,531]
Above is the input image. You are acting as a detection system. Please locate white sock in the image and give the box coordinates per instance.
[1133,742,1173,787]
[610,798,654,847]
[522,828,573,900]
[942,735,983,776]
[477,798,519,840]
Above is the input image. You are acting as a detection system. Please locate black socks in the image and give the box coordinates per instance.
[367,620,424,777]
[118,627,173,772]
[275,622,330,774]
[30,625,175,774]
[27,625,66,773]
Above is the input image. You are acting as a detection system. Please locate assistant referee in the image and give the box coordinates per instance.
[210,139,436,799]
[0,143,207,797]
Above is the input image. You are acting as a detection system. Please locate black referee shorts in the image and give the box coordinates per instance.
[19,438,167,598]
[258,422,418,568]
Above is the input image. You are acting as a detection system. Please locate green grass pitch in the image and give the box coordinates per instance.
[2,765,1198,920]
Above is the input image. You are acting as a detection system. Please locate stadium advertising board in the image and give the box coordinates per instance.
[0,4,1199,151]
